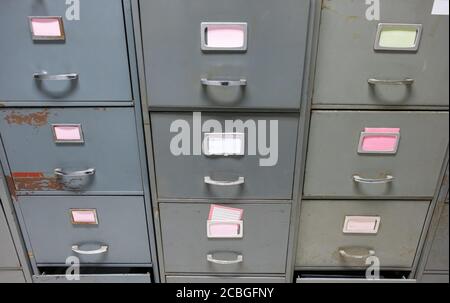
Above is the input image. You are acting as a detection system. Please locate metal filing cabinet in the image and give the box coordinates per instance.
[0,0,157,283]
[295,0,449,282]
[136,0,315,282]
[313,0,449,107]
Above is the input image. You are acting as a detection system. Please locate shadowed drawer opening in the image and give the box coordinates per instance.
[38,266,152,276]
[296,270,410,280]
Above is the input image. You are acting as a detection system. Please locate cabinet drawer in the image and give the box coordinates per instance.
[140,0,310,109]
[0,108,143,194]
[0,271,25,283]
[166,276,285,283]
[426,203,449,271]
[304,111,449,198]
[313,0,449,107]
[296,200,429,268]
[151,113,298,200]
[19,196,151,265]
[0,203,20,268]
[0,0,131,102]
[160,203,291,274]
[34,274,151,283]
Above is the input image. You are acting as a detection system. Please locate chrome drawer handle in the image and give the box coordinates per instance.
[207,254,243,265]
[71,245,108,255]
[201,78,247,87]
[339,248,375,260]
[204,176,245,186]
[353,174,395,184]
[368,78,414,86]
[54,168,95,178]
[33,72,79,81]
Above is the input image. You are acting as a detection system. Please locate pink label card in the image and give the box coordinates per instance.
[359,128,400,153]
[71,210,98,225]
[30,17,62,37]
[53,125,83,142]
[206,24,245,48]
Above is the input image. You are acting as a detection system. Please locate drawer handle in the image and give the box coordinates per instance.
[71,245,108,255]
[368,78,414,86]
[204,176,245,186]
[201,78,247,87]
[33,72,79,81]
[353,174,395,184]
[54,168,95,178]
[207,254,243,265]
[339,248,375,260]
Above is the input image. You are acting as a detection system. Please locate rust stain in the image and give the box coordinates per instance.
[12,172,65,191]
[4,110,50,127]
[5,175,17,201]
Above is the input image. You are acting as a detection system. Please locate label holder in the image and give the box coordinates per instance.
[29,16,66,41]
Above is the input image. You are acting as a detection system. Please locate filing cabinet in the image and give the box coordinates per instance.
[303,111,449,198]
[140,0,310,109]
[0,0,132,102]
[313,0,449,107]
[0,0,157,283]
[137,0,315,282]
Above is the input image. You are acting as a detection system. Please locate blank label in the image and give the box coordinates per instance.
[71,209,98,225]
[358,128,400,154]
[52,125,83,143]
[379,29,417,48]
[343,216,380,234]
[30,17,65,40]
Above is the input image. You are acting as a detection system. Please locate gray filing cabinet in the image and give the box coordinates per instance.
[295,0,449,283]
[0,0,157,283]
[136,0,315,282]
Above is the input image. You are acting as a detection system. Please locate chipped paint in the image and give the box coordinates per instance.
[4,110,50,127]
[12,172,65,191]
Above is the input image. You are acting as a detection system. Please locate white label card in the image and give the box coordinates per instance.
[432,0,449,15]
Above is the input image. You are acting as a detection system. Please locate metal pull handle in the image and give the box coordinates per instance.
[71,245,108,255]
[201,78,247,87]
[339,248,375,260]
[353,174,395,184]
[368,78,414,86]
[54,168,95,178]
[204,176,245,186]
[207,254,243,265]
[33,72,79,81]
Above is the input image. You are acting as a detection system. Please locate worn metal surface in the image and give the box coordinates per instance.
[0,0,132,102]
[0,200,20,268]
[166,276,285,283]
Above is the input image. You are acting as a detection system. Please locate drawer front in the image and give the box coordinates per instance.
[297,277,415,283]
[0,203,20,268]
[420,274,449,283]
[19,196,151,265]
[296,200,430,268]
[140,0,310,109]
[160,203,291,274]
[0,271,25,283]
[0,0,131,102]
[426,203,449,271]
[314,0,449,107]
[33,274,151,283]
[151,113,298,200]
[0,108,143,194]
[304,111,449,198]
[166,276,285,283]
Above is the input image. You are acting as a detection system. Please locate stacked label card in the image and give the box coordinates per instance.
[208,204,244,238]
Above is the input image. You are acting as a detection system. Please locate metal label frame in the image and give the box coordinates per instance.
[374,23,422,52]
[203,132,245,156]
[70,209,99,225]
[357,131,400,155]
[201,22,248,52]
[29,16,66,41]
[343,216,381,234]
[207,220,244,239]
[51,124,84,144]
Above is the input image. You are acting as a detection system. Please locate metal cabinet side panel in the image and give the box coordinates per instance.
[0,202,20,268]
[313,0,449,107]
[0,270,26,283]
[425,203,449,271]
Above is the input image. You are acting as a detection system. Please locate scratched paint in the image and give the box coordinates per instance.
[12,172,65,191]
[4,110,50,127]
